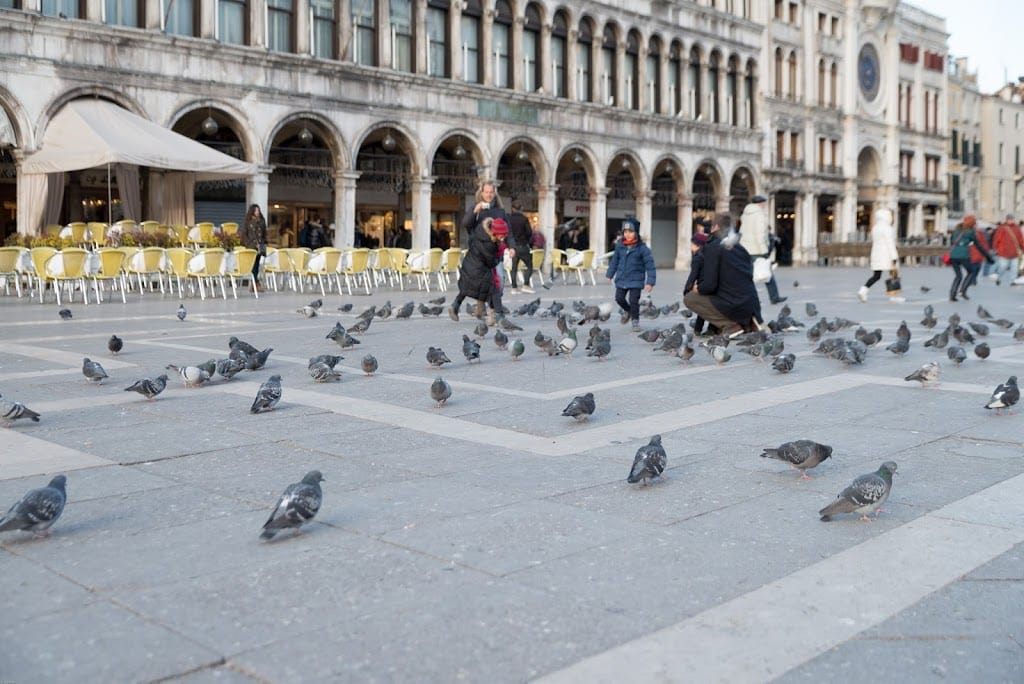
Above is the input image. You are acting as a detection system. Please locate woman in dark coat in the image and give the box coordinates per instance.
[241,204,268,290]
[450,217,507,325]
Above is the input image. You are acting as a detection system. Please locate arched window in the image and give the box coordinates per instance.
[773,48,783,97]
[492,0,512,88]
[218,0,248,45]
[576,17,593,102]
[551,10,568,97]
[352,0,376,65]
[689,46,702,120]
[625,31,640,110]
[601,24,618,106]
[787,50,798,99]
[668,42,682,115]
[646,37,662,114]
[461,0,482,83]
[390,0,414,72]
[522,4,542,93]
[708,51,720,123]
[426,0,449,77]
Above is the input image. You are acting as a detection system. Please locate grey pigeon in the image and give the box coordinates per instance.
[638,329,662,343]
[654,329,684,354]
[474,321,489,338]
[676,342,695,363]
[923,330,949,349]
[0,475,67,537]
[328,327,360,350]
[347,317,372,335]
[107,334,123,355]
[176,304,187,321]
[308,354,344,369]
[974,342,991,360]
[805,303,818,318]
[376,301,392,319]
[703,342,731,365]
[360,354,378,376]
[337,303,353,312]
[166,363,211,388]
[250,375,283,413]
[1015,325,1024,342]
[905,361,940,386]
[896,321,911,341]
[229,337,260,356]
[819,462,897,522]
[82,357,108,384]
[586,335,611,361]
[984,376,1019,414]
[462,334,481,362]
[967,322,989,337]
[771,352,796,373]
[428,296,446,305]
[494,329,509,350]
[510,339,525,361]
[356,305,377,320]
[395,301,415,319]
[426,347,451,367]
[498,317,523,331]
[260,470,324,540]
[627,435,667,486]
[430,376,452,408]
[0,394,41,425]
[308,362,341,382]
[195,359,217,377]
[58,308,72,320]
[977,305,993,320]
[297,304,319,318]
[124,374,168,400]
[556,329,578,355]
[216,357,246,380]
[885,338,910,356]
[946,345,967,367]
[307,298,323,310]
[561,392,595,422]
[991,318,1014,329]
[761,440,832,479]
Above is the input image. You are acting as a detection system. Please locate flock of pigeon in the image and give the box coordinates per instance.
[1,288,1022,540]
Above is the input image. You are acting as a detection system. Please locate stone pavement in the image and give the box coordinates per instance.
[0,265,1021,683]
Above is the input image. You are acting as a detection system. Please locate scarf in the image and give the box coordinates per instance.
[622,233,638,246]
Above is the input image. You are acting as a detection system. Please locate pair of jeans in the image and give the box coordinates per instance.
[994,256,1018,285]
[615,287,642,322]
[949,259,975,298]
[509,252,533,288]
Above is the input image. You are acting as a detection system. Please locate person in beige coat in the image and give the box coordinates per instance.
[857,208,901,303]
[739,195,786,304]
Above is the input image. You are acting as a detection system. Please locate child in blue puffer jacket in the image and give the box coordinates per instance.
[605,218,656,331]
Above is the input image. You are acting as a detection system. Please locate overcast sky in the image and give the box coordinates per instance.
[912,0,1024,93]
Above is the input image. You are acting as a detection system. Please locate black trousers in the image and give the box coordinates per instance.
[615,287,641,322]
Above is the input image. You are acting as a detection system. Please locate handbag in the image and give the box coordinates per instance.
[942,252,951,266]
[752,256,772,283]
[885,268,902,295]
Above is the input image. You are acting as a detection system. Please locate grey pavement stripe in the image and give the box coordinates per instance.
[0,429,113,480]
[0,343,137,369]
[536,473,1024,684]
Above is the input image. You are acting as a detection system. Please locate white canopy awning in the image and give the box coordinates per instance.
[21,99,256,180]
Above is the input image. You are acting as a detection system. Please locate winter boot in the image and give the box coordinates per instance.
[857,285,869,303]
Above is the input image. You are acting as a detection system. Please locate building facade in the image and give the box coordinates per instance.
[0,0,952,267]
[947,56,983,225]
[980,82,1024,222]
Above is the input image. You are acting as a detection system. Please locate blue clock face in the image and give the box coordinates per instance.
[859,44,880,101]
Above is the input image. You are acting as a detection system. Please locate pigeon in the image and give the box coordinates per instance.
[426,347,451,367]
[229,337,260,356]
[805,303,818,318]
[428,296,446,305]
[586,334,611,361]
[419,303,443,317]
[923,330,949,349]
[430,376,452,408]
[761,440,832,479]
[984,376,1019,414]
[561,392,595,422]
[905,361,940,386]
[307,298,323,311]
[498,317,523,331]
[176,304,187,321]
[967,322,989,337]
[896,321,911,342]
[356,305,377,320]
[494,329,509,350]
[638,329,662,343]
[216,357,246,380]
[1015,325,1024,342]
[82,357,108,384]
[195,359,217,377]
[0,394,41,425]
[977,305,993,320]
[166,363,211,388]
[308,362,341,382]
[991,318,1015,330]
[462,334,481,362]
[556,329,578,355]
[627,435,667,486]
[58,308,72,320]
[337,303,354,313]
[376,301,392,319]
[885,338,910,356]
[394,301,415,319]
[471,321,488,338]
[654,329,684,354]
[123,374,168,401]
[703,342,731,365]
[819,462,898,522]
[360,354,378,376]
[347,317,372,335]
[771,352,796,373]
[0,475,67,537]
[946,345,967,367]
[327,326,360,350]
[244,348,274,371]
[793,280,799,288]
[107,334,123,355]
[297,304,319,318]
[510,339,525,361]
[308,354,344,369]
[250,375,282,413]
[260,470,324,540]
[919,285,930,293]
[974,342,991,360]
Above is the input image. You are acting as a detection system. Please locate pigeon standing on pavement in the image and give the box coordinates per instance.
[177,304,187,321]
[426,346,451,368]
[308,362,341,382]
[348,317,372,335]
[819,462,898,522]
[82,358,108,384]
[974,342,991,360]
[430,377,452,408]
[771,352,796,373]
[984,376,1019,414]
[297,304,319,318]
[805,303,818,318]
[250,375,283,413]
[0,475,67,537]
[337,303,353,313]
[494,329,509,350]
[360,354,378,376]
[462,335,481,363]
[627,435,667,486]
[760,440,832,479]
[904,361,940,386]
[946,345,967,367]
[124,374,168,400]
[510,339,525,361]
[166,364,211,388]
[216,357,246,380]
[561,392,595,422]
[58,308,72,320]
[308,354,344,370]
[260,470,324,540]
[244,348,274,371]
[107,334,123,355]
[394,301,415,319]
[0,394,41,425]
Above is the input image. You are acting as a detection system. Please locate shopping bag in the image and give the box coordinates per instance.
[885,269,902,295]
[752,257,772,283]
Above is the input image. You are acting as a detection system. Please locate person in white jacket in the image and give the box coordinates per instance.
[857,208,902,303]
[739,195,786,304]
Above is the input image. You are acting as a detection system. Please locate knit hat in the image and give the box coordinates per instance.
[691,232,709,246]
[621,217,640,232]
[489,218,509,236]
[751,194,767,203]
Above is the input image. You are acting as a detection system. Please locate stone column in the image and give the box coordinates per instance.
[715,193,730,216]
[636,190,653,243]
[696,56,707,120]
[414,0,427,74]
[249,0,266,48]
[795,192,816,265]
[636,42,648,113]
[840,179,858,241]
[144,0,162,29]
[335,171,360,247]
[658,49,669,115]
[589,187,608,253]
[247,166,272,219]
[512,16,523,90]
[411,177,434,251]
[294,0,310,55]
[200,0,216,39]
[338,0,351,61]
[675,197,693,270]
[481,7,494,86]
[449,1,462,80]
[537,184,558,271]
[614,38,625,109]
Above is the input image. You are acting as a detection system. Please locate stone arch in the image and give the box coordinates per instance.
[167,100,262,165]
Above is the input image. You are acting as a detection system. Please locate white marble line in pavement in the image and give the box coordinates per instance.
[0,429,114,480]
[536,473,1024,684]
[0,343,137,370]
